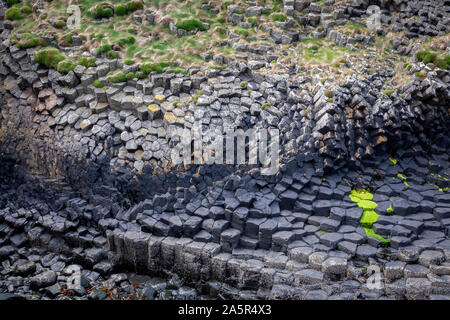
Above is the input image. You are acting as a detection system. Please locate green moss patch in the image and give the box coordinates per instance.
[107,50,119,59]
[93,4,114,19]
[114,5,127,16]
[93,80,104,88]
[382,89,395,96]
[126,1,144,13]
[271,13,287,22]
[432,185,449,192]
[397,173,409,187]
[416,50,450,70]
[364,228,390,244]
[78,57,97,68]
[349,189,390,244]
[56,59,76,74]
[176,19,206,32]
[108,72,127,83]
[430,173,449,181]
[15,33,47,49]
[5,7,24,21]
[34,47,65,69]
[139,62,173,74]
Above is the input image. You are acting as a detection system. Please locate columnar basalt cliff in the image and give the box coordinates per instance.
[0,0,449,300]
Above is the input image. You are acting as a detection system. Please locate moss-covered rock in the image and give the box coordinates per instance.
[176,19,206,32]
[349,189,390,244]
[56,59,76,74]
[34,47,65,69]
[93,80,104,88]
[16,33,47,49]
[114,5,127,16]
[78,57,97,68]
[5,7,24,21]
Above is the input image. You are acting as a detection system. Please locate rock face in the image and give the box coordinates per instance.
[0,0,449,301]
[30,271,57,290]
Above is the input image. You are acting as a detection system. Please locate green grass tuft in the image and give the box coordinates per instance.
[126,0,144,12]
[108,72,127,83]
[55,19,66,29]
[176,19,206,32]
[117,36,136,47]
[107,50,119,59]
[114,5,127,16]
[193,90,203,103]
[16,33,47,49]
[93,80,104,88]
[271,13,287,22]
[22,5,32,15]
[416,50,437,64]
[139,62,171,74]
[34,47,65,69]
[94,4,114,19]
[78,57,97,68]
[56,59,76,74]
[98,43,112,54]
[324,89,333,99]
[5,7,24,21]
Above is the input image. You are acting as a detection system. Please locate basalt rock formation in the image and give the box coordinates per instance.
[0,0,449,300]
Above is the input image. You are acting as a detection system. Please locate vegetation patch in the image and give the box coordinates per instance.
[93,80,104,88]
[98,43,112,54]
[349,189,390,244]
[56,59,76,74]
[382,89,395,96]
[324,89,333,99]
[193,90,203,103]
[15,33,47,49]
[117,36,136,48]
[271,13,287,22]
[108,72,127,83]
[126,0,144,13]
[139,62,172,74]
[176,19,206,32]
[114,5,128,16]
[416,50,450,70]
[55,19,67,29]
[93,4,114,19]
[78,57,97,68]
[62,33,74,47]
[34,47,65,69]
[5,7,24,21]
[22,5,32,15]
[107,50,119,59]
[397,173,409,187]
[261,102,271,110]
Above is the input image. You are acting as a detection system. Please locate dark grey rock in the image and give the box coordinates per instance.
[30,270,57,290]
